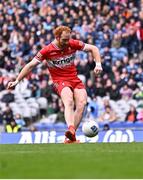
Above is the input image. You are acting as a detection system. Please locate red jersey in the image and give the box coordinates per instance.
[35,39,85,81]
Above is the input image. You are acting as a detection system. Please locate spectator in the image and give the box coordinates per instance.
[86,79,96,98]
[0,71,5,91]
[133,87,143,100]
[98,105,117,123]
[14,114,26,127]
[5,119,21,133]
[120,84,133,100]
[39,80,53,102]
[109,84,121,101]
[2,105,14,124]
[1,89,15,103]
[0,0,143,128]
[137,109,143,121]
[86,97,99,119]
[125,105,138,123]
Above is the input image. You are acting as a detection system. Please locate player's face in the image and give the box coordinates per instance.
[58,31,70,48]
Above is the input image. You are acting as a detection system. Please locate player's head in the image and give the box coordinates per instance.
[53,26,71,48]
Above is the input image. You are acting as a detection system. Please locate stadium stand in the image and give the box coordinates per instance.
[0,0,143,132]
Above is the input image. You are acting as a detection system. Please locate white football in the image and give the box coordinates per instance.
[82,120,99,137]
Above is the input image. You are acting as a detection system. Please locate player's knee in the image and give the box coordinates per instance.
[64,98,74,108]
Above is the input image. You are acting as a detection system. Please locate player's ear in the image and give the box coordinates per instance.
[56,37,60,41]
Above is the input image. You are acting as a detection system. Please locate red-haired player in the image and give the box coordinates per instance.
[7,26,103,143]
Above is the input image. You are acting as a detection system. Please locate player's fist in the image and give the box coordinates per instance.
[94,62,103,75]
[7,80,19,89]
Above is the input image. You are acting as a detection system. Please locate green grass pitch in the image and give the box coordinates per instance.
[0,143,143,178]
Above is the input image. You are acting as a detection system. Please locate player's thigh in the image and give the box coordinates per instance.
[74,88,87,108]
[61,87,74,106]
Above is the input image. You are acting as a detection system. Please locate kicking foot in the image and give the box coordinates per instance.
[65,125,76,141]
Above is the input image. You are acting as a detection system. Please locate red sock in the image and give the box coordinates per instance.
[68,125,76,132]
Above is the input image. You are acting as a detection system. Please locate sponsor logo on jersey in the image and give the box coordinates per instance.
[47,54,75,68]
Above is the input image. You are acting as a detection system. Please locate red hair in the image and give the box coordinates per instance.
[53,26,71,38]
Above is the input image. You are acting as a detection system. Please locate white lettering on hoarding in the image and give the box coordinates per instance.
[49,131,56,143]
[18,130,134,144]
[103,130,134,143]
[34,131,42,144]
[41,131,49,143]
[19,131,49,144]
[19,132,33,144]
[18,131,98,144]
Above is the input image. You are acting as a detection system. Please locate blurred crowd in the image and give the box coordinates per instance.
[0,0,143,132]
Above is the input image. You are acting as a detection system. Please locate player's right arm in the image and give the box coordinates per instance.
[7,46,48,89]
[7,58,40,89]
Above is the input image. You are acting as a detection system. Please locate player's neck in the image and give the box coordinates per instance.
[52,39,61,49]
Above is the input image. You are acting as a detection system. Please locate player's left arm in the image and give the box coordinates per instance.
[83,44,103,75]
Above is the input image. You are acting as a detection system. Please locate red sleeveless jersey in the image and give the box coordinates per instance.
[35,39,85,81]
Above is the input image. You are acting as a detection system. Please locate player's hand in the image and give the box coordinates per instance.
[94,62,103,75]
[7,80,19,89]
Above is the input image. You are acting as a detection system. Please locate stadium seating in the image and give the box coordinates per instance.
[0,0,143,132]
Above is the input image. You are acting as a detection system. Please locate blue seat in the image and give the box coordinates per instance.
[109,121,123,128]
[54,122,66,129]
[134,121,143,128]
[121,121,134,128]
[35,123,54,131]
